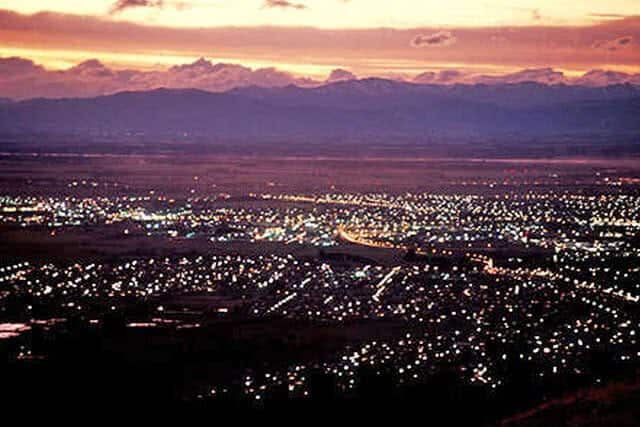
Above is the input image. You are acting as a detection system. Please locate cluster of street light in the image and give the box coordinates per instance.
[1,183,639,403]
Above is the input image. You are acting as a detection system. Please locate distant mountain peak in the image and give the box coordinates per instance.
[327,69,357,83]
[575,69,640,86]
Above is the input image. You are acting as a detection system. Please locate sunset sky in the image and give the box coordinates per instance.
[0,1,639,98]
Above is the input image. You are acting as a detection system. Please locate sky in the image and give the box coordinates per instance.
[4,0,640,29]
[0,1,639,98]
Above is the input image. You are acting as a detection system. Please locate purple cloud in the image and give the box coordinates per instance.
[110,0,167,14]
[0,57,316,100]
[473,68,566,85]
[414,69,464,84]
[263,0,307,10]
[0,56,45,77]
[592,36,633,51]
[411,31,457,48]
[1,56,639,100]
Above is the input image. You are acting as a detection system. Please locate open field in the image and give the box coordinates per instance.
[1,154,639,196]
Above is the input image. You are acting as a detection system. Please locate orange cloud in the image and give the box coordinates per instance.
[0,9,638,79]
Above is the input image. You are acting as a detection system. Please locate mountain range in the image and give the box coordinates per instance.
[1,79,639,142]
